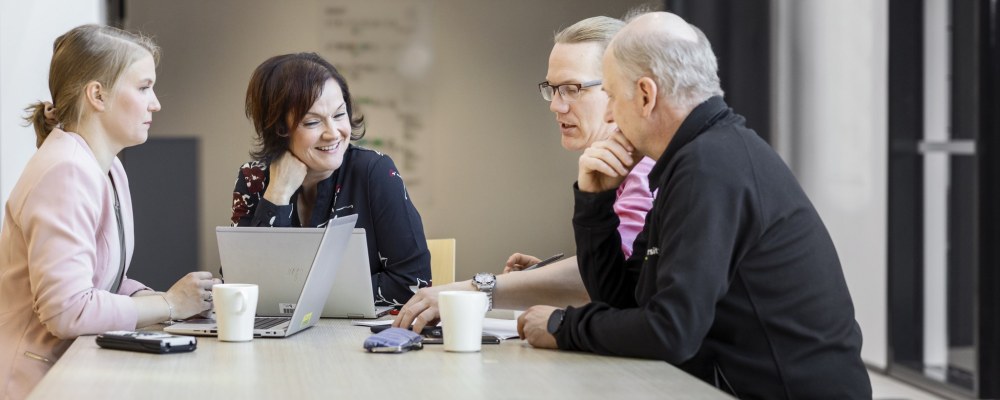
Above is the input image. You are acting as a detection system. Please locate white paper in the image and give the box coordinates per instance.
[351,319,392,327]
[482,318,519,339]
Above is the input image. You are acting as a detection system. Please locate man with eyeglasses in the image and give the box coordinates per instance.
[393,15,655,332]
[516,12,871,398]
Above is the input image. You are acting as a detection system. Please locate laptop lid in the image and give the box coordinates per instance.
[321,229,390,318]
[280,214,357,336]
[166,215,357,337]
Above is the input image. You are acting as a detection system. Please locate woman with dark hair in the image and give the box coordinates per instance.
[231,52,430,306]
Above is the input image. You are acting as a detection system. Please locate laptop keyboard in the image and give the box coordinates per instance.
[254,317,289,329]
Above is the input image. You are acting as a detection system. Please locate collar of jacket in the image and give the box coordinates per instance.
[646,95,730,192]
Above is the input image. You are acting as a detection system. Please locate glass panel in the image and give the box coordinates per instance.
[945,154,977,389]
[919,0,976,390]
[921,0,950,381]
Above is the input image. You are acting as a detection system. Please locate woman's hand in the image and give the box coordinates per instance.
[263,151,308,205]
[163,271,220,319]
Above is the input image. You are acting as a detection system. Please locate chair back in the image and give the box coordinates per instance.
[426,238,456,286]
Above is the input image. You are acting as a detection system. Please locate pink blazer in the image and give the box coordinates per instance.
[0,129,149,399]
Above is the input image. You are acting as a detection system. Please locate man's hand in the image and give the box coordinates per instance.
[392,282,467,332]
[517,305,560,349]
[577,133,642,193]
[503,253,541,274]
[263,151,308,205]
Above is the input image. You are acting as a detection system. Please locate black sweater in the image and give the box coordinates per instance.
[559,97,871,399]
[231,145,431,306]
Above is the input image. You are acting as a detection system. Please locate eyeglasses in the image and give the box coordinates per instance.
[538,79,602,102]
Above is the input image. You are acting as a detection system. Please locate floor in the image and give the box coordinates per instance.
[871,369,949,400]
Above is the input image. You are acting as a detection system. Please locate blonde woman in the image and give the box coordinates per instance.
[0,24,217,398]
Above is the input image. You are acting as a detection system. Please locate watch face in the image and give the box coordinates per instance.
[474,273,495,287]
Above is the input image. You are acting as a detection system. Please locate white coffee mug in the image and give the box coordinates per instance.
[213,284,258,342]
[438,291,489,352]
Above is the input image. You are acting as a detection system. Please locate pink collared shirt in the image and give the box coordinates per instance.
[0,129,148,399]
[615,157,656,258]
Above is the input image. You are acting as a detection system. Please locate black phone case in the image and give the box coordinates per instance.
[370,325,441,337]
[369,325,500,344]
[420,335,501,345]
[96,331,197,354]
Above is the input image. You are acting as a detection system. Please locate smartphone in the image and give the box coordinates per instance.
[369,325,499,344]
[421,335,501,345]
[96,331,197,354]
[370,324,440,337]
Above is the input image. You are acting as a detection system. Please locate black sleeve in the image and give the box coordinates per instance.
[556,156,751,364]
[366,156,431,306]
[247,198,293,228]
[230,162,294,228]
[571,184,643,307]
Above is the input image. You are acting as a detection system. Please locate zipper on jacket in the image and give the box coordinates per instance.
[23,351,52,364]
[714,362,738,397]
[109,174,126,294]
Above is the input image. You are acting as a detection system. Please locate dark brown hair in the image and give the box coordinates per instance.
[245,52,365,161]
[24,24,159,147]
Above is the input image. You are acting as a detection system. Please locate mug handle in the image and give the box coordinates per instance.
[236,292,247,314]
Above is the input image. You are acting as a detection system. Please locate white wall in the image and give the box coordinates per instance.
[772,0,889,369]
[0,0,105,222]
[122,0,652,280]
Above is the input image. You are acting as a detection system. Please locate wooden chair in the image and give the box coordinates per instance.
[426,238,456,286]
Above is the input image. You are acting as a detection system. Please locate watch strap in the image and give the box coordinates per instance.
[472,273,496,311]
[547,308,566,335]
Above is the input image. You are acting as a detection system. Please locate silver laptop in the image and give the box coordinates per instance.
[322,229,392,318]
[198,221,388,319]
[165,215,356,338]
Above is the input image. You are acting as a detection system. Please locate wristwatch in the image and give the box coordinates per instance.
[472,272,496,311]
[547,309,566,335]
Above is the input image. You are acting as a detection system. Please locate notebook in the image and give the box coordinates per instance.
[165,215,356,338]
[321,229,392,318]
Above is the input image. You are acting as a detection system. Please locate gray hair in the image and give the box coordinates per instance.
[610,19,723,109]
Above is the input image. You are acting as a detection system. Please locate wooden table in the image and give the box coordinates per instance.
[29,319,731,399]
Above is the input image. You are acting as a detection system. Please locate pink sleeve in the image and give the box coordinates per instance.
[118,279,150,296]
[21,161,138,340]
[614,157,656,258]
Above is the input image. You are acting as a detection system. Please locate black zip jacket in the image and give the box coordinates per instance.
[558,97,871,399]
[231,145,431,306]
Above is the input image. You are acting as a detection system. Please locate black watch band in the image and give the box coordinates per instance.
[547,308,566,335]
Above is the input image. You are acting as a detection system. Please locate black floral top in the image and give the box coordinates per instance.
[231,145,431,306]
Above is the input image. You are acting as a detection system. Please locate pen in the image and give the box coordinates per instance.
[520,253,565,271]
